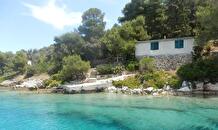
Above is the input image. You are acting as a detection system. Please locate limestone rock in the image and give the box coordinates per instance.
[121,86,129,93]
[178,81,192,92]
[69,87,81,94]
[152,92,159,96]
[21,79,43,89]
[195,82,204,91]
[84,78,97,83]
[131,89,143,95]
[161,91,168,95]
[81,86,97,92]
[0,80,17,87]
[145,87,154,93]
[122,86,128,91]
[108,86,117,93]
[163,85,172,91]
[157,89,163,93]
[178,87,191,92]
[116,88,122,93]
[182,81,189,88]
[205,83,218,91]
[15,84,25,88]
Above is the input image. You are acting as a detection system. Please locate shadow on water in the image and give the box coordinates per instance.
[207,118,218,128]
[180,125,212,130]
[69,102,185,113]
[47,110,132,130]
[186,93,218,99]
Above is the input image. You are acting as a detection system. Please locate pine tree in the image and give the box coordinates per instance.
[166,0,192,38]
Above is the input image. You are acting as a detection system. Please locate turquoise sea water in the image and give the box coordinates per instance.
[0,91,218,130]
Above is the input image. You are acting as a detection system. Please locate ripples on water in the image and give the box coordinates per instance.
[0,91,218,130]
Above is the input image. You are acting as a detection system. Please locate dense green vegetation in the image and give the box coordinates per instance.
[59,55,90,82]
[139,57,155,72]
[96,64,124,75]
[113,58,181,89]
[177,57,218,82]
[113,77,141,89]
[141,71,181,89]
[0,0,218,87]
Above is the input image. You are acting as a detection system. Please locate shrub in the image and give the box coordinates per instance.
[49,80,61,88]
[143,71,166,89]
[126,61,139,72]
[96,64,114,75]
[112,80,123,88]
[96,64,124,75]
[44,79,61,88]
[1,72,18,81]
[0,77,5,83]
[192,45,204,61]
[43,79,52,87]
[139,57,155,72]
[168,76,182,89]
[177,64,201,81]
[59,55,90,82]
[177,58,218,82]
[112,76,141,89]
[143,71,181,89]
[47,63,61,75]
[113,65,124,74]
[51,73,62,81]
[25,66,37,78]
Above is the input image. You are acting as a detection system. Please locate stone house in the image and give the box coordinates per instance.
[135,37,194,70]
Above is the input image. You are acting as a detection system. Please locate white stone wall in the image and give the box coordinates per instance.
[135,37,194,57]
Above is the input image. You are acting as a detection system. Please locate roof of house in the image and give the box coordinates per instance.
[136,37,194,44]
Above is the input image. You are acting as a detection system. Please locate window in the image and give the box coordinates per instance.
[175,39,184,48]
[150,42,159,50]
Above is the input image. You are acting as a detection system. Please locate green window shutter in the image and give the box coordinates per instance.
[150,42,159,50]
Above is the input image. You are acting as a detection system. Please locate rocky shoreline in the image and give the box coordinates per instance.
[106,86,218,97]
[1,77,218,97]
[0,86,54,94]
[1,85,218,97]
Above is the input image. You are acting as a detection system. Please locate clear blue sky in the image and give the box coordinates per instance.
[0,0,130,52]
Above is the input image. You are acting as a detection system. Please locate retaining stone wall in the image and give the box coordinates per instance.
[138,54,192,70]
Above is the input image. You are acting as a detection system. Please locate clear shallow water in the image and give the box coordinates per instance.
[0,91,218,130]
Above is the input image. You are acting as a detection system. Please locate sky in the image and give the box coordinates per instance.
[0,0,130,52]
